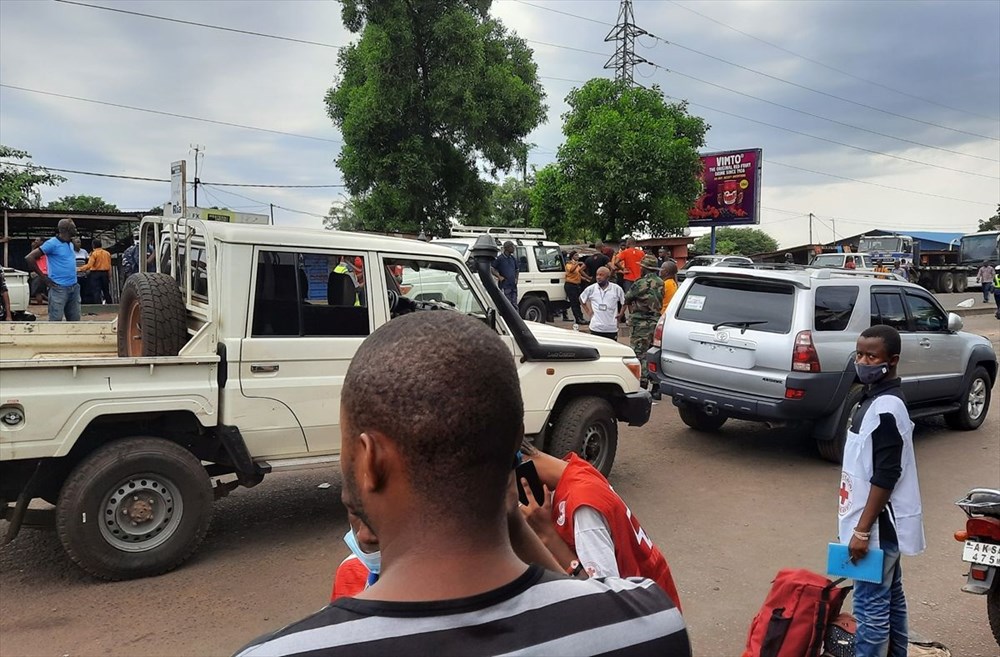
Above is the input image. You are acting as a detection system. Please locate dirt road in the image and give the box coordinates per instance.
[1,317,998,656]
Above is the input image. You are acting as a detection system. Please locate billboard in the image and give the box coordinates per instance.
[687,148,762,227]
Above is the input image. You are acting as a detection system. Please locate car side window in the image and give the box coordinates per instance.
[251,250,370,338]
[814,286,859,331]
[903,291,947,332]
[515,246,530,273]
[534,245,564,273]
[870,290,908,331]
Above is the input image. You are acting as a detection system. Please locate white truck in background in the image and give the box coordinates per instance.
[0,217,650,580]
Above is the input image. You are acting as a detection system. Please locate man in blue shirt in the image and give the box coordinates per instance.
[25,219,81,321]
[492,240,519,308]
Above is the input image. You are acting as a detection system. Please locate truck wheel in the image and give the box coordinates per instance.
[519,296,547,324]
[945,366,991,431]
[55,437,213,580]
[816,383,864,463]
[954,274,968,293]
[677,404,727,432]
[936,271,955,294]
[117,273,187,357]
[548,397,618,477]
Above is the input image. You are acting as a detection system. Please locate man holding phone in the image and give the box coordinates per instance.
[518,441,683,611]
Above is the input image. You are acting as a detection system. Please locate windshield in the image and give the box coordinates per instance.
[960,234,1000,264]
[810,254,843,267]
[858,237,903,252]
[433,241,469,258]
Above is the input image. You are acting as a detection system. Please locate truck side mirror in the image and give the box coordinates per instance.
[947,312,963,333]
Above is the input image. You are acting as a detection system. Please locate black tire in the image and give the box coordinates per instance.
[816,383,865,463]
[945,366,992,431]
[936,271,955,294]
[548,397,618,477]
[519,296,547,324]
[678,404,727,432]
[55,437,213,580]
[988,579,1000,648]
[117,272,187,357]
[954,274,968,293]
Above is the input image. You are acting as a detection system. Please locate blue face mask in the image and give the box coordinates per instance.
[343,528,381,574]
[855,362,889,385]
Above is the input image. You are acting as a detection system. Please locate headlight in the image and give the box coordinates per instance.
[623,357,641,381]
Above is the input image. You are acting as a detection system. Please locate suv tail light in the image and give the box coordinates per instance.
[652,314,665,348]
[792,330,821,373]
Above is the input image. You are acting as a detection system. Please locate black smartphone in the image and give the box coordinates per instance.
[515,460,546,506]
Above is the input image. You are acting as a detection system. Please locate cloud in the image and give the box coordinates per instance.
[1,0,997,242]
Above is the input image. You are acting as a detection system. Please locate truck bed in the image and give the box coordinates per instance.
[1,321,119,360]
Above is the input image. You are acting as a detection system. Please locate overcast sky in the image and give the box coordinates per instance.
[1,0,998,247]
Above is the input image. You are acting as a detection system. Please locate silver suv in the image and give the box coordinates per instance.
[647,266,997,461]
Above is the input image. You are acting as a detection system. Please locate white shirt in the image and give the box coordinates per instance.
[580,282,625,333]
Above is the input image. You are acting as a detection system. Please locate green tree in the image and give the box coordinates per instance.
[482,177,531,228]
[325,0,546,237]
[979,204,1000,232]
[46,194,119,213]
[324,199,361,231]
[0,145,65,209]
[536,79,707,242]
[692,227,778,256]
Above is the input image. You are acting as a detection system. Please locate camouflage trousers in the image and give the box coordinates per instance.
[628,313,658,385]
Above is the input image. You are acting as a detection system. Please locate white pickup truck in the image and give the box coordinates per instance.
[0,217,650,580]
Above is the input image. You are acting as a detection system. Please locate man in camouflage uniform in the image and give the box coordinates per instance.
[621,254,663,388]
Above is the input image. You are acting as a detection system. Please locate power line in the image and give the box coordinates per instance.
[640,59,998,164]
[641,62,998,178]
[202,184,330,219]
[666,0,1000,123]
[1,84,343,144]
[643,32,1000,143]
[507,0,999,142]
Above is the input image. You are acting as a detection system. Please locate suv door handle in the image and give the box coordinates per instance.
[918,338,931,348]
[250,363,280,373]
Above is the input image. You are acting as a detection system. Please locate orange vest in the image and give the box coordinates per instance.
[552,454,682,610]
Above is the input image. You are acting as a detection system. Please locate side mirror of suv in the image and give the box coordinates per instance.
[947,312,964,333]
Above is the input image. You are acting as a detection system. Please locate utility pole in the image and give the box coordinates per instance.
[809,212,814,245]
[604,0,647,86]
[191,144,205,207]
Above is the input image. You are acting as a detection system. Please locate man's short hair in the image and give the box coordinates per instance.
[92,238,102,249]
[342,313,523,520]
[860,324,902,358]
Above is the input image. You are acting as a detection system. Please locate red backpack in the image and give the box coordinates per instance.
[742,569,851,657]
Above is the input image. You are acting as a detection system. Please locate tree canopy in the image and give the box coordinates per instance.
[0,146,65,209]
[532,79,707,242]
[483,177,531,228]
[692,226,778,256]
[979,204,1000,232]
[326,0,546,237]
[46,194,119,213]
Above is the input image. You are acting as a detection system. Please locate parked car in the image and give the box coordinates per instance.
[809,253,874,270]
[677,255,753,281]
[647,265,996,461]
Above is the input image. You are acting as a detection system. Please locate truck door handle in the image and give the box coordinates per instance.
[250,363,280,373]
[550,279,560,284]
[918,339,931,348]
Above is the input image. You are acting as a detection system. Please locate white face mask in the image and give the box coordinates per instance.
[343,528,381,574]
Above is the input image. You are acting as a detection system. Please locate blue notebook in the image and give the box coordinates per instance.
[827,542,884,583]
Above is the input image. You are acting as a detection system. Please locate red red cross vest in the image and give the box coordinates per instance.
[552,454,682,611]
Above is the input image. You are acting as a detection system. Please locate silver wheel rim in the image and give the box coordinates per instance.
[525,306,543,322]
[968,378,987,420]
[582,422,609,469]
[100,473,183,552]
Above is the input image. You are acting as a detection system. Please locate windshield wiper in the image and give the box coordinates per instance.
[712,320,768,334]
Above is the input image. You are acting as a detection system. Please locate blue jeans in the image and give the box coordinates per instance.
[48,283,81,321]
[501,285,517,308]
[983,282,996,303]
[853,545,907,657]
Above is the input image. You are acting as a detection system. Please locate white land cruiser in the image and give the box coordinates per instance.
[0,217,650,580]
[435,226,569,323]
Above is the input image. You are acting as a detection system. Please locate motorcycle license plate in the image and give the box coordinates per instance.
[963,540,1000,567]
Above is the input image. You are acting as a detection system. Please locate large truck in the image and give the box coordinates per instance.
[858,231,999,294]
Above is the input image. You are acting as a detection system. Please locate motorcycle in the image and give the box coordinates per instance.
[955,488,1000,647]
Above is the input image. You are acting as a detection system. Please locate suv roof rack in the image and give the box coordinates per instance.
[808,268,903,281]
[450,225,549,240]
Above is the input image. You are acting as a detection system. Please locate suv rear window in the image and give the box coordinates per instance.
[814,286,859,331]
[676,278,794,334]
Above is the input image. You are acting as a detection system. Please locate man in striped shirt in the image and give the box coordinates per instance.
[235,312,690,657]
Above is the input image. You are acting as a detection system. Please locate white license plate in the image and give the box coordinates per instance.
[963,540,1000,567]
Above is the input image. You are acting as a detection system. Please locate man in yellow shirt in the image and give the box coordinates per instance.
[660,261,678,315]
[78,238,113,304]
